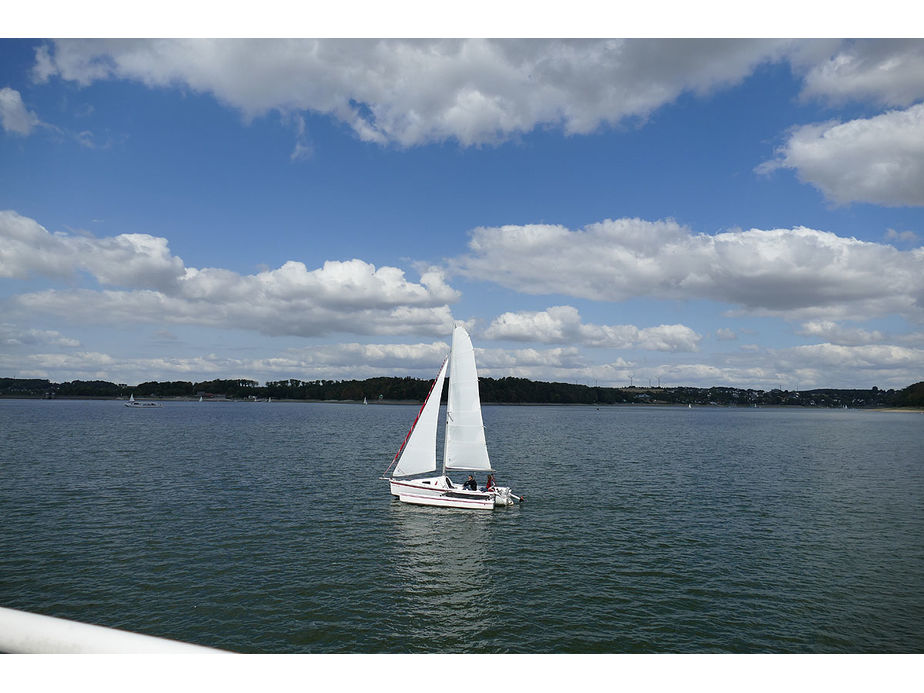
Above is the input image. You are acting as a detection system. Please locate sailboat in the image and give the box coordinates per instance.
[124,394,161,408]
[382,325,522,509]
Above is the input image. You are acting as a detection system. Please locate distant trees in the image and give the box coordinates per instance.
[192,379,258,397]
[0,378,55,397]
[55,380,125,397]
[1,376,920,408]
[135,381,194,397]
[264,377,431,402]
[895,381,924,407]
[478,377,634,404]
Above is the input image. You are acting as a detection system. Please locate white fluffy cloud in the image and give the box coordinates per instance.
[26,39,924,209]
[1,210,459,337]
[0,339,620,386]
[0,87,39,135]
[31,38,796,147]
[286,341,449,369]
[784,343,921,369]
[631,340,924,391]
[758,40,924,207]
[886,228,919,244]
[0,349,237,383]
[799,39,924,107]
[0,323,80,348]
[281,341,605,381]
[0,210,185,288]
[759,103,924,207]
[797,320,886,346]
[31,39,924,152]
[484,305,701,351]
[453,218,924,321]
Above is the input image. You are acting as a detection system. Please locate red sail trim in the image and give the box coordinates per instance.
[381,355,448,479]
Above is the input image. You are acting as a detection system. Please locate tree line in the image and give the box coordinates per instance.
[2,376,921,408]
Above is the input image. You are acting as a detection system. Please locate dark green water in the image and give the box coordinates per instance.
[1,399,922,653]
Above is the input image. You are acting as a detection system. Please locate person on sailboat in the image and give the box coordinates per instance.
[485,474,496,491]
[462,475,477,491]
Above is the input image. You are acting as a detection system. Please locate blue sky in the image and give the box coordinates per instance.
[2,35,923,390]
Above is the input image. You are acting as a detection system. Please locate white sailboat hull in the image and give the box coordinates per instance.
[390,477,514,509]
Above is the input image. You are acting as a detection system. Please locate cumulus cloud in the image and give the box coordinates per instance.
[484,305,701,351]
[452,218,924,321]
[286,341,449,369]
[16,278,457,339]
[0,323,80,348]
[0,349,225,384]
[766,40,924,207]
[0,337,624,386]
[715,338,924,389]
[469,344,637,384]
[259,341,594,382]
[1,210,459,337]
[30,38,798,147]
[759,103,924,207]
[782,343,923,372]
[885,228,919,244]
[797,320,885,346]
[0,210,186,288]
[800,39,924,107]
[631,338,924,390]
[0,87,40,135]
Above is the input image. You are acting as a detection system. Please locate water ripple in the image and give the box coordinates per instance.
[1,401,922,652]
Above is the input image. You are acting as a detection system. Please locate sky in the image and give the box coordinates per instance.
[2,29,923,390]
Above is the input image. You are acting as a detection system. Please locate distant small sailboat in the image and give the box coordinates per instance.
[363,396,368,405]
[382,325,522,509]
[124,394,161,408]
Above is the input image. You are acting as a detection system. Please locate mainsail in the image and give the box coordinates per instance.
[391,356,449,477]
[443,325,493,473]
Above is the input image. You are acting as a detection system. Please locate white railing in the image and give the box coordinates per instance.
[0,606,228,654]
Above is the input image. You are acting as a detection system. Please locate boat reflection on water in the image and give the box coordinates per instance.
[384,502,506,649]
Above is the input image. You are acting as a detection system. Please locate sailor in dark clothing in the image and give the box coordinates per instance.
[462,474,477,490]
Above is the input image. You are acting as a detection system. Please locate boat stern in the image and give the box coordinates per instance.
[493,487,514,506]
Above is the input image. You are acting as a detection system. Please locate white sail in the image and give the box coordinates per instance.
[391,356,449,478]
[443,325,493,473]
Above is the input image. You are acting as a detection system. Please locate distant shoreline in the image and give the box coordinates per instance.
[5,376,919,408]
[2,395,922,412]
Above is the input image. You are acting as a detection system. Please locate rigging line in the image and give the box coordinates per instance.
[380,355,449,479]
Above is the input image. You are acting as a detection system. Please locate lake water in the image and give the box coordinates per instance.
[1,399,922,653]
